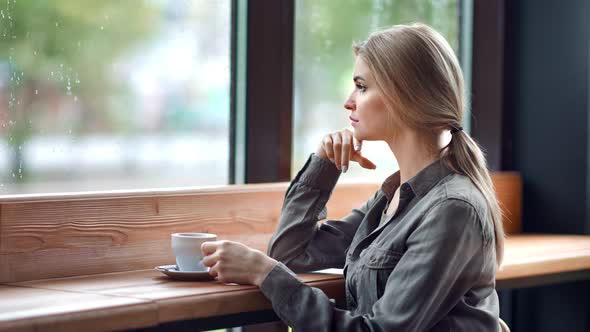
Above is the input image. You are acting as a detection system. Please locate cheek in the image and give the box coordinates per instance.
[362,102,392,138]
[355,116,390,141]
[353,92,393,139]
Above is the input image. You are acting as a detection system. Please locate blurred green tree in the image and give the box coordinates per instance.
[0,0,159,182]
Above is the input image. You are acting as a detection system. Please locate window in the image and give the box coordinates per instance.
[293,0,461,181]
[0,0,230,194]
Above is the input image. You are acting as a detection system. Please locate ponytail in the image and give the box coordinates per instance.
[445,130,505,268]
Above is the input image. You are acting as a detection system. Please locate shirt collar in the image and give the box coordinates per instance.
[380,158,454,201]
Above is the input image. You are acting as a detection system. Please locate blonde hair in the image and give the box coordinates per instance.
[353,23,505,267]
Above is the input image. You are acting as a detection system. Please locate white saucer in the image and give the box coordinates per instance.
[155,265,214,281]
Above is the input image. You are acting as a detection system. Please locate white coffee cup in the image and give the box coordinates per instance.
[171,233,217,272]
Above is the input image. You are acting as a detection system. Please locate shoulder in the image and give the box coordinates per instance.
[424,173,493,243]
[432,173,488,222]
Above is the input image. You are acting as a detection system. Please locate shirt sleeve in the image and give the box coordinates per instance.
[267,153,380,272]
[260,198,495,331]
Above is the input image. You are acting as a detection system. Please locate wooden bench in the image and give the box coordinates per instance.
[0,173,523,283]
[1,172,590,331]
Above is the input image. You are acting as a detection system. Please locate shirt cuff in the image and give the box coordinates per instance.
[297,154,341,191]
[259,262,305,308]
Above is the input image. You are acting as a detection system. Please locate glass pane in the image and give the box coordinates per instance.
[293,0,460,181]
[0,0,230,194]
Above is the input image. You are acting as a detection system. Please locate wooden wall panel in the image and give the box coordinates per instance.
[492,172,523,234]
[0,189,285,283]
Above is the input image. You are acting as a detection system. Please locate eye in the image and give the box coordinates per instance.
[355,83,367,93]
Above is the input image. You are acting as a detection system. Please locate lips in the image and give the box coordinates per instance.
[349,116,359,122]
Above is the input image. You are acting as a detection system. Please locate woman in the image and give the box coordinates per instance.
[201,23,505,331]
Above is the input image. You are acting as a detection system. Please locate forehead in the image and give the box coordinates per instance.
[353,56,373,79]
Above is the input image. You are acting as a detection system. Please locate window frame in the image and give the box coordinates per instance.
[470,0,507,171]
[230,0,294,185]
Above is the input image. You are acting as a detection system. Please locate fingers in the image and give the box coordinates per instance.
[318,129,374,172]
[356,155,377,169]
[201,241,226,269]
[353,136,362,152]
[208,261,233,284]
[201,242,225,279]
[341,132,351,173]
[201,241,219,256]
[202,251,219,268]
[202,241,260,284]
[349,133,376,170]
[208,261,219,278]
[201,254,219,267]
[332,133,342,170]
[322,135,335,162]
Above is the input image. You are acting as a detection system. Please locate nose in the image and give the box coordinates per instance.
[344,91,356,111]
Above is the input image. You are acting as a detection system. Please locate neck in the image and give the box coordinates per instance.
[386,130,451,184]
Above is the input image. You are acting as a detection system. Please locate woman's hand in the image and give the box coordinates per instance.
[201,240,278,286]
[316,128,377,172]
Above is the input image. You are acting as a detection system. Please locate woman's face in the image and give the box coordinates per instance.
[344,57,394,141]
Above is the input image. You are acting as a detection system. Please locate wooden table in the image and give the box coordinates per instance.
[1,234,590,332]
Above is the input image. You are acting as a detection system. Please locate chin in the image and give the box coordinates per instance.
[354,127,387,141]
[353,128,368,141]
[354,133,369,141]
[355,132,379,141]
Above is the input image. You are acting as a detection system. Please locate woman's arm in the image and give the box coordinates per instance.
[260,198,497,331]
[267,153,380,272]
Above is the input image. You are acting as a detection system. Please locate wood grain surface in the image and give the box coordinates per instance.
[499,234,590,281]
[2,271,343,331]
[0,285,157,332]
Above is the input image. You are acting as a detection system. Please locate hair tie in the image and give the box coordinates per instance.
[450,126,463,134]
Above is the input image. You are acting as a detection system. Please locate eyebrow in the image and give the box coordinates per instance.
[353,75,366,82]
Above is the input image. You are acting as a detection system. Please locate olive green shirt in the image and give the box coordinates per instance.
[260,154,500,331]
